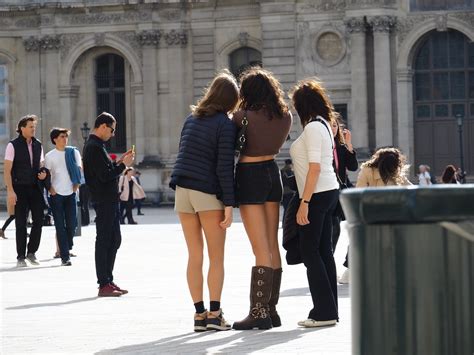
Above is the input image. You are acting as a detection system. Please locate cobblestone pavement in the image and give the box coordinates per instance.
[0,208,351,355]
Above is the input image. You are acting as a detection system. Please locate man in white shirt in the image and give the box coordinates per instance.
[44,128,82,266]
[418,164,432,186]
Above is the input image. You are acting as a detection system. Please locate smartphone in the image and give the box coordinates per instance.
[132,144,135,154]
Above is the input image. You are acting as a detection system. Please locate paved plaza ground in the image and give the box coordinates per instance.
[0,207,351,354]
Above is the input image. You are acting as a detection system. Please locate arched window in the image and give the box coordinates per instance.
[0,61,7,136]
[413,29,474,175]
[229,47,262,78]
[95,53,126,152]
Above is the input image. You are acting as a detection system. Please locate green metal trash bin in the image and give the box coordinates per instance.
[340,185,474,355]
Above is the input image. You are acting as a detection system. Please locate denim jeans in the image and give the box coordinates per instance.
[50,192,77,262]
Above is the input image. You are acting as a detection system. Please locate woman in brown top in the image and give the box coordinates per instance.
[232,68,292,330]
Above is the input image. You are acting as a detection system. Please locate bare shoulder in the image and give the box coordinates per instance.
[232,110,245,126]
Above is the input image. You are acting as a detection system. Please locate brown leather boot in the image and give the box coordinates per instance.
[269,268,282,327]
[232,266,273,330]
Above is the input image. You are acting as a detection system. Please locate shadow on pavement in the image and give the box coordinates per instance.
[97,327,329,354]
[280,284,349,298]
[0,264,62,273]
[6,297,98,310]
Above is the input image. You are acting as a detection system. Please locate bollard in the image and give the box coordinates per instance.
[340,185,474,355]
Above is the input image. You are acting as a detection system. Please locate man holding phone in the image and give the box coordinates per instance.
[83,112,135,297]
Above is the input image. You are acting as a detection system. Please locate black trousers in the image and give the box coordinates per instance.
[331,215,341,253]
[299,189,339,321]
[95,201,122,287]
[14,184,44,260]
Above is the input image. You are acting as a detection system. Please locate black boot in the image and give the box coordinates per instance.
[269,268,282,327]
[233,266,273,330]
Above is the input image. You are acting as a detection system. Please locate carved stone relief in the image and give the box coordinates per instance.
[60,11,150,26]
[345,17,367,34]
[300,0,346,11]
[23,35,61,51]
[435,14,448,32]
[94,33,106,46]
[369,16,397,33]
[238,32,250,47]
[136,29,187,47]
[60,33,87,61]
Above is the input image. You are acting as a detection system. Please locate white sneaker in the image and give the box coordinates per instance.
[338,269,349,284]
[297,319,337,328]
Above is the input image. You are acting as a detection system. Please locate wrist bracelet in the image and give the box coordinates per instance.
[302,199,310,204]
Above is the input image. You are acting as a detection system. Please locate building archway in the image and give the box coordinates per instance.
[412,29,474,177]
[229,47,262,78]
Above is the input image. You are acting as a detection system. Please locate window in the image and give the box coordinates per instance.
[229,47,262,78]
[0,64,7,136]
[413,30,473,119]
[95,54,126,152]
[410,0,473,11]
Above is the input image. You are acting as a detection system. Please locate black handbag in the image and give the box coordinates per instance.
[234,112,249,157]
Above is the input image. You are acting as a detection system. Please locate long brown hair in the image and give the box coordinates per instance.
[191,70,239,118]
[361,147,409,185]
[238,67,288,119]
[289,78,335,127]
[332,112,345,146]
[441,165,457,184]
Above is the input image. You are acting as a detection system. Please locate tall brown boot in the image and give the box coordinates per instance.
[269,268,282,327]
[232,266,273,330]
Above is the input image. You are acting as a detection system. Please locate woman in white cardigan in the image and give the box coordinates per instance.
[119,167,145,224]
[289,79,340,328]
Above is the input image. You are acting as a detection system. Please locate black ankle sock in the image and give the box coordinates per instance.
[194,301,205,314]
[210,301,220,312]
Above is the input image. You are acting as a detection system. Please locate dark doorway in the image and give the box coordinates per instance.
[229,47,262,78]
[413,29,474,177]
[95,53,126,152]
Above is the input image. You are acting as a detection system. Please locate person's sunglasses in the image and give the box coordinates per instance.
[106,125,115,134]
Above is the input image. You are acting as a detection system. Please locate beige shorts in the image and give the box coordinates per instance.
[174,186,224,214]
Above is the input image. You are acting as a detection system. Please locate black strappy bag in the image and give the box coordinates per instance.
[234,112,249,157]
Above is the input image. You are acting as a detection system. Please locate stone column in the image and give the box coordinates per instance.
[346,17,369,154]
[58,85,80,145]
[370,16,396,148]
[131,83,145,161]
[396,69,415,166]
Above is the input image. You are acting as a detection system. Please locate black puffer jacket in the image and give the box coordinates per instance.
[170,113,237,206]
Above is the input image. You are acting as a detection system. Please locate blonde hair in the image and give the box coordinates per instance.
[191,70,239,118]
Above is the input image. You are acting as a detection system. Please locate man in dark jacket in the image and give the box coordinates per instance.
[4,115,47,267]
[83,112,134,297]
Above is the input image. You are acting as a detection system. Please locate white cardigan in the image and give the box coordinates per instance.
[118,176,146,202]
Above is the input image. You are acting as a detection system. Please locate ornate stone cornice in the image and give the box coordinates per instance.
[137,29,187,47]
[345,17,367,34]
[60,33,86,61]
[23,34,61,51]
[369,15,397,33]
[61,11,151,26]
[396,14,433,45]
[450,12,474,29]
[300,0,346,12]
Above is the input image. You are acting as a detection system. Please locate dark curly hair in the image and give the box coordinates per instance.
[361,147,409,185]
[289,78,335,127]
[238,67,288,119]
[441,165,457,184]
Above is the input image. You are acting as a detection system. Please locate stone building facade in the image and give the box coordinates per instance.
[0,0,473,202]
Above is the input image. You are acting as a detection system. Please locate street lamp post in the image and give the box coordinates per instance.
[456,114,466,184]
[80,122,90,143]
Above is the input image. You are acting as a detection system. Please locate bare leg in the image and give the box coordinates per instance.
[178,212,204,303]
[240,204,272,267]
[198,210,226,302]
[264,202,282,269]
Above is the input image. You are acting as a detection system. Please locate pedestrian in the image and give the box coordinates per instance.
[330,114,358,253]
[425,165,437,184]
[118,167,144,224]
[83,112,134,297]
[280,159,295,222]
[441,165,459,184]
[288,79,340,328]
[134,170,145,216]
[3,115,47,267]
[169,70,237,332]
[0,200,15,239]
[418,164,432,186]
[232,67,292,330]
[45,128,82,266]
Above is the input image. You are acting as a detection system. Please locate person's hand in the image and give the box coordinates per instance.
[37,171,47,180]
[73,185,80,193]
[220,206,233,229]
[7,190,17,206]
[122,152,135,167]
[343,128,352,144]
[49,187,57,196]
[296,202,310,226]
[117,149,133,164]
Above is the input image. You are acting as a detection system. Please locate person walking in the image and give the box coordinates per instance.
[232,68,292,330]
[0,200,15,239]
[289,79,340,328]
[133,170,145,216]
[418,164,432,186]
[3,115,47,267]
[170,70,238,332]
[83,112,134,297]
[119,167,144,224]
[441,165,459,184]
[45,128,82,266]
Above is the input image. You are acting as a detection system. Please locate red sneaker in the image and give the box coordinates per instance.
[111,282,128,295]
[98,283,122,297]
